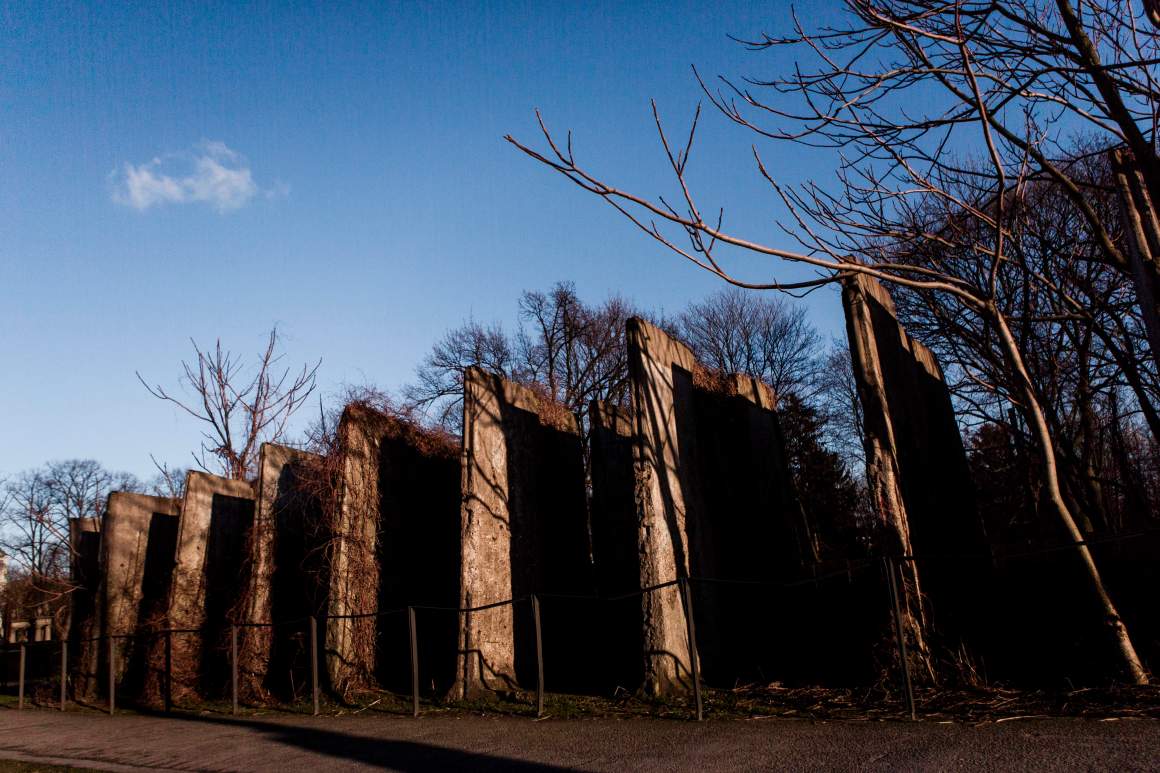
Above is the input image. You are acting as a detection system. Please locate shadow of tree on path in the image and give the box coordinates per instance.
[137,710,583,772]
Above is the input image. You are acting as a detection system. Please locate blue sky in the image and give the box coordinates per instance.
[1,1,851,480]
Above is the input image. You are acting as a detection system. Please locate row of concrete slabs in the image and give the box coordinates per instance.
[70,275,1019,704]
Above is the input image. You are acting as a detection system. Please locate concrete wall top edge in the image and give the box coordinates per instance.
[907,338,946,383]
[107,491,180,517]
[627,317,697,374]
[182,470,256,501]
[727,374,777,411]
[845,272,947,384]
[590,400,633,436]
[628,317,780,411]
[464,365,579,435]
[340,401,462,458]
[340,400,394,429]
[69,516,101,534]
[849,271,898,315]
[258,441,322,467]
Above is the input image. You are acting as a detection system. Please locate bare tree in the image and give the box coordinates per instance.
[43,459,141,522]
[0,461,142,579]
[516,282,636,416]
[507,0,1155,683]
[147,456,187,502]
[138,328,320,480]
[816,343,867,473]
[403,319,516,433]
[0,460,142,634]
[0,470,61,579]
[891,157,1160,535]
[676,286,823,402]
[405,283,638,434]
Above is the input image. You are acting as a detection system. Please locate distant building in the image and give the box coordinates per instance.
[6,616,53,644]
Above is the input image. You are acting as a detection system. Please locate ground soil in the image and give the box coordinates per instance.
[2,701,1159,771]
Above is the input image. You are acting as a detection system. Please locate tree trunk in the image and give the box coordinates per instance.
[1112,150,1160,383]
[992,307,1150,685]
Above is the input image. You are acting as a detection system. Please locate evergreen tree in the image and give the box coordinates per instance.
[777,393,870,560]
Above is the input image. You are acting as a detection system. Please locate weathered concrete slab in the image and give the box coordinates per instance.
[167,472,255,700]
[842,274,983,558]
[590,402,639,599]
[67,517,101,699]
[68,517,102,633]
[238,443,324,699]
[626,319,697,695]
[589,401,644,690]
[325,403,389,695]
[98,493,179,697]
[841,273,986,677]
[373,414,461,698]
[456,367,591,698]
[321,403,464,698]
[626,318,814,694]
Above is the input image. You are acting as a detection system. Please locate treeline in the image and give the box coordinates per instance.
[0,460,148,628]
[394,282,873,560]
[6,272,1160,640]
[392,275,1160,558]
[889,152,1160,546]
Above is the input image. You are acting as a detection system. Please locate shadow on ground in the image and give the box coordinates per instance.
[133,708,582,772]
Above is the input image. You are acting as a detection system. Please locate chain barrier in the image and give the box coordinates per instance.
[4,529,1156,720]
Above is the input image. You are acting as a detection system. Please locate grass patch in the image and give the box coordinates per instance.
[6,683,1157,723]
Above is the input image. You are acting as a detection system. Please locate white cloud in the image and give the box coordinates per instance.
[111,141,279,213]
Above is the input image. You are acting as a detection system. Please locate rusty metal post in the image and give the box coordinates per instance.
[17,644,26,710]
[164,630,172,713]
[108,637,116,716]
[309,616,319,716]
[531,595,544,718]
[408,607,419,718]
[885,557,917,720]
[680,578,703,721]
[231,625,239,715]
[60,641,68,710]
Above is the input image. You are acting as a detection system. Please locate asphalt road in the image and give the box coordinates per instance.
[1,709,1158,772]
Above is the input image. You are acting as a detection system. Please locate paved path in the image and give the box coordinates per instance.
[1,709,1158,771]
